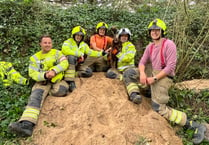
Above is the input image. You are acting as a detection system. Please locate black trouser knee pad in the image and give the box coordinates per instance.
[123,68,138,84]
[81,67,93,77]
[151,101,160,112]
[106,70,117,79]
[67,55,77,65]
[28,89,44,108]
[52,85,68,97]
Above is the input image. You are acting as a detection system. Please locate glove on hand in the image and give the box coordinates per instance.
[102,51,108,56]
[25,79,34,86]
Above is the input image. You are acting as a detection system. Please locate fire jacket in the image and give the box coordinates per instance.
[0,61,28,86]
[116,41,136,72]
[62,38,103,57]
[29,49,68,82]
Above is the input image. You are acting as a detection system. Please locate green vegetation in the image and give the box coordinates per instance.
[0,0,208,144]
[169,87,209,144]
[135,136,151,145]
[0,83,31,144]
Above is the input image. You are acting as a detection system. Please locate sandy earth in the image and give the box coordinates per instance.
[23,74,209,145]
[176,79,209,91]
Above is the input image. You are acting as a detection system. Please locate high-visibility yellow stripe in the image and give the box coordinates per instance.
[25,108,40,114]
[65,74,75,78]
[65,72,75,75]
[175,111,183,124]
[22,108,40,120]
[169,109,183,124]
[194,128,198,134]
[65,74,75,76]
[119,74,123,81]
[169,109,177,122]
[127,83,139,94]
[65,70,76,73]
[22,113,38,120]
[127,83,138,90]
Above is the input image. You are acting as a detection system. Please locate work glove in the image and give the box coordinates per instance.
[102,50,108,56]
[25,78,34,86]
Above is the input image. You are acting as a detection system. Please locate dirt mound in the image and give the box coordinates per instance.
[27,73,182,145]
[176,79,209,91]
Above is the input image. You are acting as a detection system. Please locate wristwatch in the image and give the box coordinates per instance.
[153,76,158,81]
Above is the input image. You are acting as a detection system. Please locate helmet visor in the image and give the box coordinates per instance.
[149,25,161,30]
[120,32,129,36]
[75,32,84,36]
[99,26,107,29]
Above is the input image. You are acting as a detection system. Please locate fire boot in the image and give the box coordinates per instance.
[67,81,76,92]
[130,92,142,104]
[8,120,35,137]
[185,119,206,144]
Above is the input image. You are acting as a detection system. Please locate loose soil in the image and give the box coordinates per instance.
[24,74,209,145]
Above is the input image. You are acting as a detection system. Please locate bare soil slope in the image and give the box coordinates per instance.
[176,79,209,91]
[28,73,183,145]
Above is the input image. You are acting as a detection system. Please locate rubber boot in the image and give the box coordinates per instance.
[8,120,35,137]
[67,81,76,92]
[185,119,206,144]
[78,68,92,78]
[130,92,142,104]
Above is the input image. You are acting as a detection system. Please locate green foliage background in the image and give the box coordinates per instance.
[0,0,208,144]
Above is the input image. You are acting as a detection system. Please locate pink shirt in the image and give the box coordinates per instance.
[139,38,177,76]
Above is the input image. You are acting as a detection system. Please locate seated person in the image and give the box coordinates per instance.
[106,28,136,81]
[61,26,108,92]
[8,35,69,137]
[81,22,113,72]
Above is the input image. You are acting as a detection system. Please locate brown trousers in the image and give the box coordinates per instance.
[80,56,109,72]
[123,65,187,126]
[19,80,69,124]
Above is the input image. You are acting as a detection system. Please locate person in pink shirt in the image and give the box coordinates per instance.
[122,18,206,144]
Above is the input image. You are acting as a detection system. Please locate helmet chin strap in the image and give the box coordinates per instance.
[153,36,161,41]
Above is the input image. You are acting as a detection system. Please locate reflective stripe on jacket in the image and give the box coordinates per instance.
[116,41,136,71]
[0,61,27,86]
[29,49,68,82]
[62,38,102,57]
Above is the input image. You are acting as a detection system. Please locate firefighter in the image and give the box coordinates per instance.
[123,18,206,144]
[8,35,69,137]
[81,22,113,72]
[0,61,28,87]
[62,26,108,92]
[106,28,136,81]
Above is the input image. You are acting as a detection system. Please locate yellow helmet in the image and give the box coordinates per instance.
[71,26,86,37]
[148,18,167,35]
[96,22,108,31]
